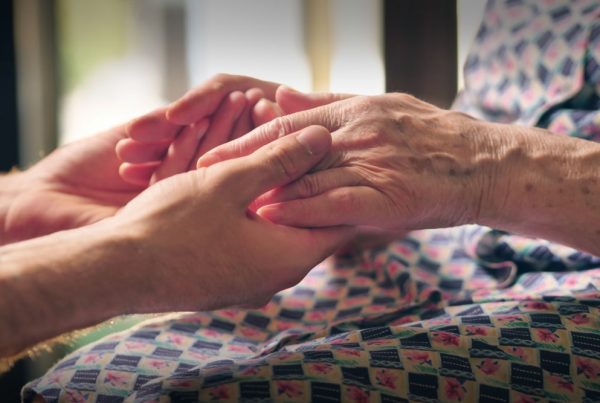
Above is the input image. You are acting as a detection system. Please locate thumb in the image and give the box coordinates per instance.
[214,125,332,206]
[276,86,354,114]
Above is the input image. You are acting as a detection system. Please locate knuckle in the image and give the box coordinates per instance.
[208,80,225,94]
[323,107,341,128]
[231,140,246,158]
[347,96,370,116]
[269,116,294,139]
[207,73,234,93]
[297,175,320,198]
[267,144,299,181]
[353,95,377,112]
[211,72,231,83]
[394,112,417,132]
[346,96,383,121]
[336,188,360,215]
[389,92,417,105]
[398,92,417,102]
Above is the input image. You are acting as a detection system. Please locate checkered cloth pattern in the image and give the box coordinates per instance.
[23,0,600,401]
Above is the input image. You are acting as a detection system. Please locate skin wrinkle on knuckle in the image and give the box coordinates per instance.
[225,138,247,160]
[205,79,225,96]
[396,92,418,105]
[211,73,232,86]
[335,188,359,217]
[324,108,336,129]
[393,112,418,134]
[267,144,299,181]
[297,175,320,198]
[269,116,294,139]
[349,96,377,118]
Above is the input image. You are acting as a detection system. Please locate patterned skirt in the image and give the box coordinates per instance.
[23,225,600,402]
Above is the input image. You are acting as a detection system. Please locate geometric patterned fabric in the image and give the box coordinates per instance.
[23,0,600,401]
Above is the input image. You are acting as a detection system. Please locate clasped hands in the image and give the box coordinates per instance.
[6,74,600,357]
[2,74,501,313]
[119,74,496,232]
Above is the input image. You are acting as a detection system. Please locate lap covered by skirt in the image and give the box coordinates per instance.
[23,226,600,402]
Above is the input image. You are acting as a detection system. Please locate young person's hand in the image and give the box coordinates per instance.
[1,125,142,245]
[116,75,351,186]
[0,126,353,356]
[113,125,353,310]
[117,74,285,185]
[0,76,281,245]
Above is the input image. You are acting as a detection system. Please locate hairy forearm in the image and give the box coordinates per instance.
[478,122,600,255]
[0,221,136,356]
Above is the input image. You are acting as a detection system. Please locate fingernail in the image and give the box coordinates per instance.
[281,85,301,94]
[193,119,210,141]
[296,126,330,155]
[165,107,176,121]
[165,103,186,124]
[257,205,282,222]
[197,153,220,168]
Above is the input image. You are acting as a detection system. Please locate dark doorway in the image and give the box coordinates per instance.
[0,0,19,171]
[384,0,458,108]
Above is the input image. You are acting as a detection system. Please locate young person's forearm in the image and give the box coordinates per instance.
[0,221,136,356]
[479,122,600,255]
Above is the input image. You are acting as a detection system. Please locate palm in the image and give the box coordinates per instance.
[5,124,143,244]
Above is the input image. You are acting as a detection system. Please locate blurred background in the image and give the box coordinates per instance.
[0,0,484,399]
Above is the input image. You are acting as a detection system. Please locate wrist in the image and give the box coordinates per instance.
[465,119,524,226]
[418,112,509,229]
[474,123,600,254]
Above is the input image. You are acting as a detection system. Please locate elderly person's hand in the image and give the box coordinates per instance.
[196,91,600,256]
[0,125,353,356]
[198,93,489,229]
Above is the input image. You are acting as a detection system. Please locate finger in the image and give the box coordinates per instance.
[167,74,280,125]
[119,162,160,187]
[335,227,408,256]
[127,107,182,143]
[299,226,357,260]
[150,118,209,184]
[253,167,365,209]
[252,98,283,127]
[257,186,390,228]
[276,86,354,114]
[269,224,356,273]
[230,88,265,140]
[214,125,332,206]
[246,218,356,292]
[197,104,343,168]
[115,138,171,163]
[188,91,246,170]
